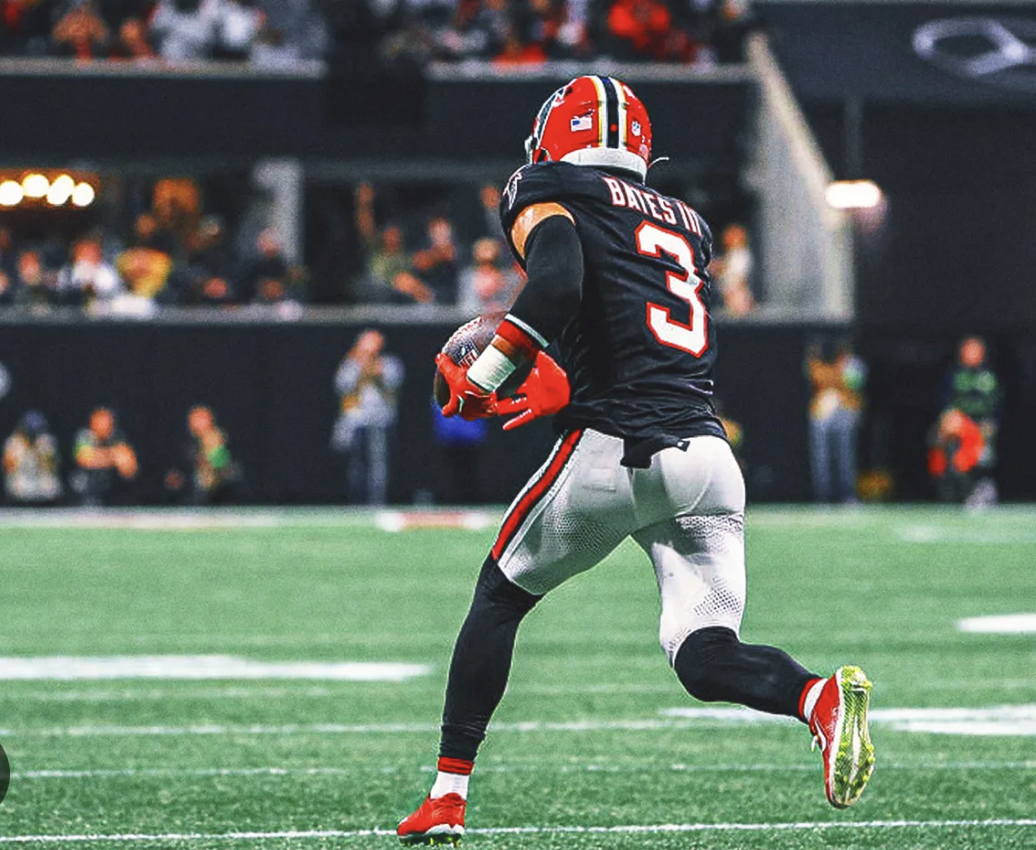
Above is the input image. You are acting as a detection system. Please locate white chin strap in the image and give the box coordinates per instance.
[560,147,647,180]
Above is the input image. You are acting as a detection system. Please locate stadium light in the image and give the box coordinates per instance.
[46,174,76,207]
[826,180,883,210]
[21,173,49,199]
[0,180,24,207]
[71,182,96,208]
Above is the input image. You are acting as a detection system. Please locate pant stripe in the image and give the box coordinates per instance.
[491,429,583,561]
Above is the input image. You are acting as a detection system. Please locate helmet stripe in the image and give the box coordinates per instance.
[588,76,607,148]
[599,76,621,149]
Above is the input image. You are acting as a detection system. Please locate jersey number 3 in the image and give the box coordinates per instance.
[635,221,708,357]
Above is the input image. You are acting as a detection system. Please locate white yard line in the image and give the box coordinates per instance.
[6,705,1036,738]
[11,760,1035,781]
[1,820,1034,843]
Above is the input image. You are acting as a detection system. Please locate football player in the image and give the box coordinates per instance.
[398,76,874,846]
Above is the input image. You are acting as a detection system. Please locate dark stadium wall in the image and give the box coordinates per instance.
[0,319,839,506]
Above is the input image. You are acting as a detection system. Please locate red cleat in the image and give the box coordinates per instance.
[808,666,875,808]
[397,794,466,846]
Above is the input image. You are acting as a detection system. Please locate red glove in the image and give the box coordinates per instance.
[497,352,571,431]
[435,353,498,420]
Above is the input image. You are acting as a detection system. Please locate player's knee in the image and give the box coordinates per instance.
[672,626,740,703]
[472,555,541,617]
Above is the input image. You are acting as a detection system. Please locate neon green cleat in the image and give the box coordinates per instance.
[808,665,876,808]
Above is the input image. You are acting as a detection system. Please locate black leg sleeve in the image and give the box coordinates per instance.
[674,626,818,721]
[439,556,541,761]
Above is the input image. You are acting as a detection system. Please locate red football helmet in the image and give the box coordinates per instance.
[524,76,652,181]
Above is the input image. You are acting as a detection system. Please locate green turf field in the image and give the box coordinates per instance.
[0,506,1034,849]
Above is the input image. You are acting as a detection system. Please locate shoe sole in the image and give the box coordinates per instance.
[399,825,464,846]
[829,665,875,808]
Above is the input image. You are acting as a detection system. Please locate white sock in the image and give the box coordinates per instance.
[802,678,827,722]
[430,770,469,800]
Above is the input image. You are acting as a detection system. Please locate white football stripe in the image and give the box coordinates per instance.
[0,656,430,682]
[0,820,1034,843]
[959,614,1036,634]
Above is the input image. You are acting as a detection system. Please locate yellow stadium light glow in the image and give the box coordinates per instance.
[71,182,96,208]
[46,181,73,206]
[52,174,75,194]
[0,180,24,207]
[826,180,883,210]
[22,173,49,199]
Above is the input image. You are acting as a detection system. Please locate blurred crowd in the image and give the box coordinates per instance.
[0,0,328,66]
[0,177,307,310]
[0,175,756,313]
[3,403,241,506]
[0,0,755,67]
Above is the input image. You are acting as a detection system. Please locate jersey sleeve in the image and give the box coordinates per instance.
[499,162,603,266]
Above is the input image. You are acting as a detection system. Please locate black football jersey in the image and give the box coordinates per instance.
[499,161,725,443]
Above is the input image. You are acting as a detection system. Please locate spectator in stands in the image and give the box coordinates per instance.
[0,227,15,280]
[806,340,866,503]
[0,0,53,56]
[57,234,123,307]
[928,408,986,505]
[3,410,62,505]
[72,406,138,506]
[152,177,201,259]
[477,183,506,241]
[458,237,521,317]
[51,0,110,60]
[118,229,175,301]
[13,249,56,307]
[110,15,157,60]
[709,222,754,316]
[165,405,243,504]
[0,269,13,305]
[412,215,458,304]
[235,227,289,303]
[216,0,263,59]
[252,0,327,65]
[331,329,404,505]
[150,0,222,62]
[606,0,672,62]
[940,336,1001,505]
[354,183,430,304]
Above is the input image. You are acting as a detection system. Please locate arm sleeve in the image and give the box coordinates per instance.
[504,214,583,350]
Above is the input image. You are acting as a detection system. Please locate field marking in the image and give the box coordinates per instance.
[0,656,430,682]
[7,705,1036,738]
[1,820,1034,843]
[897,525,1036,544]
[661,705,1036,736]
[959,614,1036,635]
[13,760,1036,781]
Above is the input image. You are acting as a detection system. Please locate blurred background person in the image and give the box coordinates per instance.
[806,340,866,504]
[941,335,1001,505]
[430,401,487,505]
[928,408,986,506]
[12,249,57,308]
[457,237,521,317]
[71,406,138,506]
[411,215,458,304]
[331,329,404,505]
[57,234,123,307]
[708,222,754,316]
[3,410,62,505]
[165,405,243,504]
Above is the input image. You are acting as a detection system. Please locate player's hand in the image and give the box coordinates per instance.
[435,353,498,420]
[497,352,570,431]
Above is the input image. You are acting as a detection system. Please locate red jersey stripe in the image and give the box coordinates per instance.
[491,429,583,561]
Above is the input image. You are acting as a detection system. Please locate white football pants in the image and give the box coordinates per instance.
[492,429,746,662]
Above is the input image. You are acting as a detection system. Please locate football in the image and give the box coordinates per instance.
[433,313,535,408]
